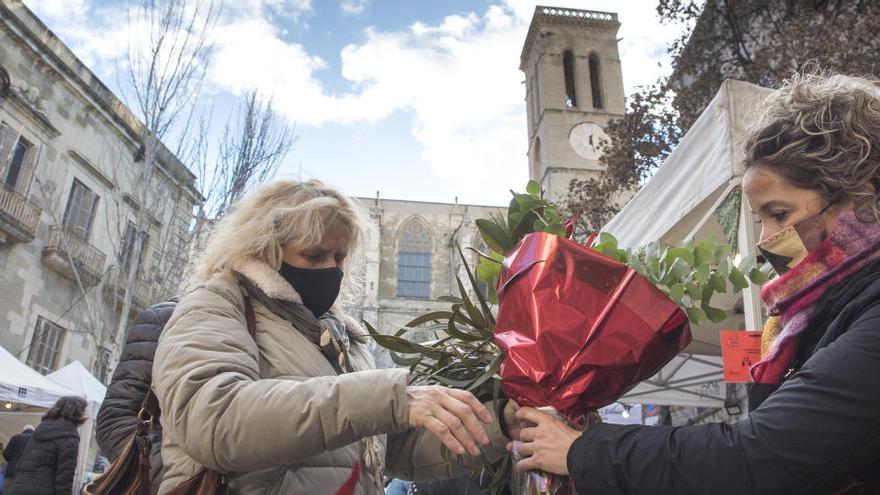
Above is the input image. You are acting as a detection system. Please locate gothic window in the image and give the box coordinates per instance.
[63,179,99,241]
[563,50,577,108]
[397,219,432,299]
[27,317,66,375]
[589,54,603,109]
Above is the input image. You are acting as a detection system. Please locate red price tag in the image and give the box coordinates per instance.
[720,331,763,382]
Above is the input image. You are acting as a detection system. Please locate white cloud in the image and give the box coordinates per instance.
[25,0,684,203]
[340,0,370,16]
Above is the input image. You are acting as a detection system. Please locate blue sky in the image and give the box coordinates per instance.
[27,0,685,206]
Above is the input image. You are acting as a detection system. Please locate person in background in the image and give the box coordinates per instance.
[7,397,87,495]
[510,71,880,494]
[1,425,33,491]
[96,300,176,495]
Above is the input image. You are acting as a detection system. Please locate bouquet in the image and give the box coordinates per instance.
[366,181,769,494]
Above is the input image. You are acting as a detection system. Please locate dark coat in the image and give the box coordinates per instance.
[95,301,174,494]
[2,428,33,482]
[567,274,880,495]
[6,419,79,495]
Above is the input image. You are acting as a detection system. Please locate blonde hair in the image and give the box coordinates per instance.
[743,70,880,221]
[189,179,365,296]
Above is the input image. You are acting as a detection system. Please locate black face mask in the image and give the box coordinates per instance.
[279,263,343,317]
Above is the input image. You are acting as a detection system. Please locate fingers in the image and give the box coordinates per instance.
[516,455,542,472]
[432,407,482,456]
[518,426,537,442]
[423,416,467,456]
[447,388,492,423]
[439,393,490,446]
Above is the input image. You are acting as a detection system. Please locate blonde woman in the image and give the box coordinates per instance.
[511,72,880,494]
[153,180,519,494]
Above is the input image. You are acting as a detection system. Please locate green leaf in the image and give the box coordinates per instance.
[389,351,421,367]
[714,244,731,260]
[666,246,694,265]
[466,353,503,392]
[749,267,770,285]
[457,245,495,327]
[729,268,749,291]
[445,312,484,342]
[363,320,444,358]
[526,180,540,196]
[709,273,727,293]
[683,282,700,301]
[685,306,707,325]
[668,283,686,303]
[475,218,513,254]
[405,311,454,329]
[703,305,727,323]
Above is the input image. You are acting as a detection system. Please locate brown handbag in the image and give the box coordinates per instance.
[83,296,257,495]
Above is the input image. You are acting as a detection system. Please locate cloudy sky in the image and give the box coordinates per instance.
[27,0,686,206]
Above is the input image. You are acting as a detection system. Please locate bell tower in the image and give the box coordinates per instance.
[521,7,626,204]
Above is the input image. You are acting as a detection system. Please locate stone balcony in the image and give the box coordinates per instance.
[0,185,41,244]
[42,226,106,287]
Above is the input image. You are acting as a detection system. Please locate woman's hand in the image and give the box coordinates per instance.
[506,407,582,475]
[406,386,492,457]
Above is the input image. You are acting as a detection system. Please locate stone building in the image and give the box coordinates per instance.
[352,197,502,368]
[0,1,200,383]
[353,6,626,366]
[521,6,626,204]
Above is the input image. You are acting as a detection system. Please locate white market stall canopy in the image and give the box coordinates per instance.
[604,80,774,408]
[0,344,76,408]
[47,360,107,410]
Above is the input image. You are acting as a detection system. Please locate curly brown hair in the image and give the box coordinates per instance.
[743,70,880,221]
[43,396,88,426]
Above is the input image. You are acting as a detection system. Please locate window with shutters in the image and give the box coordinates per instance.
[63,179,99,241]
[4,138,30,189]
[93,347,111,383]
[397,219,432,299]
[119,221,149,274]
[26,317,66,375]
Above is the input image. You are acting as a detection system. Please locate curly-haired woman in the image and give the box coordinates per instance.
[511,71,880,494]
[7,396,87,495]
[152,180,520,494]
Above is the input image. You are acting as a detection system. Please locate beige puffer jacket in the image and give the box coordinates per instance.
[152,259,507,494]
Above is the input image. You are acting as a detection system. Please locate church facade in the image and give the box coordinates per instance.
[353,6,626,367]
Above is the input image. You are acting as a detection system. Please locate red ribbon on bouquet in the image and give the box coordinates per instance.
[493,232,691,421]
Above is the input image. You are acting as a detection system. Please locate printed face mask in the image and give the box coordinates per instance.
[757,214,827,275]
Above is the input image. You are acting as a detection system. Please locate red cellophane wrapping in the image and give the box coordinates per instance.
[494,232,691,421]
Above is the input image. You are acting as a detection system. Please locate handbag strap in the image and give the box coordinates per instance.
[141,295,257,426]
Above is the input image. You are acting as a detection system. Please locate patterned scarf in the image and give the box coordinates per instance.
[234,273,385,493]
[750,212,880,384]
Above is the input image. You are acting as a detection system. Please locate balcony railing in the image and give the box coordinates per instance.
[105,269,152,310]
[0,185,41,243]
[42,226,106,286]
